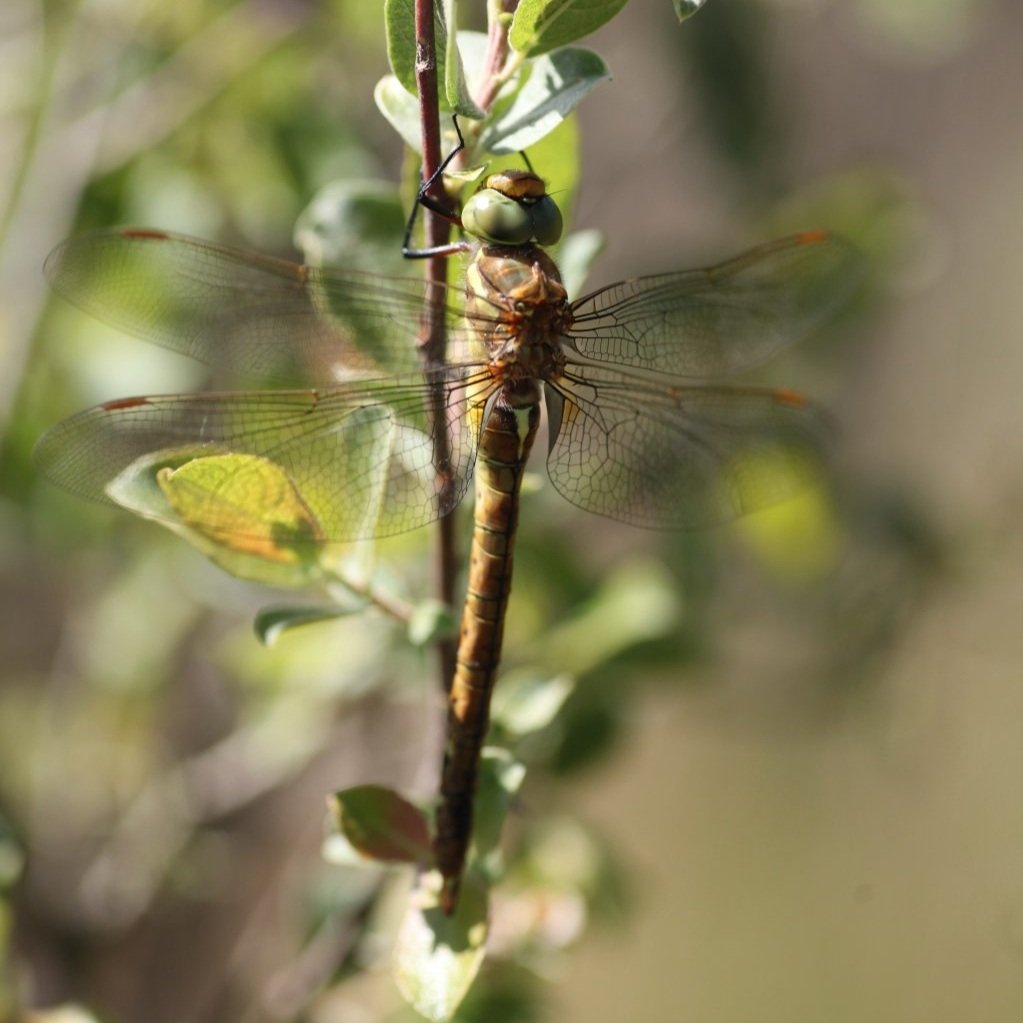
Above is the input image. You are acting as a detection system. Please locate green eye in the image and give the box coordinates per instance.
[530,195,563,246]
[462,189,533,245]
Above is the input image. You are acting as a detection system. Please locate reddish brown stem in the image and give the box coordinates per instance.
[413,0,457,690]
[474,0,517,111]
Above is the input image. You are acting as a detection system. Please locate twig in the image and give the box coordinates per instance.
[414,0,458,692]
[326,571,416,624]
[474,0,518,111]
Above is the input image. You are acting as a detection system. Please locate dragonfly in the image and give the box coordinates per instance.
[37,170,855,912]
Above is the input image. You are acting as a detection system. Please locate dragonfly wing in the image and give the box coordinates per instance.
[36,369,492,542]
[566,231,859,378]
[544,363,829,529]
[44,229,481,385]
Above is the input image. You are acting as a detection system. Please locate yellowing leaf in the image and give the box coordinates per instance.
[104,449,328,587]
[157,453,325,564]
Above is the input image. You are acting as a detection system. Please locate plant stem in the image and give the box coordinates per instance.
[474,0,518,111]
[413,0,458,692]
[327,573,416,625]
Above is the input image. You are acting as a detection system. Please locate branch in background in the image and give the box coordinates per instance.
[0,0,301,436]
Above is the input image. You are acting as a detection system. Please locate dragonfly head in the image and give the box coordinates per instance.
[461,171,563,248]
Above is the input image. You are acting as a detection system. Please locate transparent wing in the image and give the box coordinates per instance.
[36,368,495,542]
[567,231,858,378]
[43,228,493,385]
[545,363,828,529]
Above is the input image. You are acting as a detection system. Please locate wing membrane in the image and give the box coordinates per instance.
[41,227,849,539]
[545,363,828,529]
[44,229,492,385]
[567,232,858,378]
[36,368,494,542]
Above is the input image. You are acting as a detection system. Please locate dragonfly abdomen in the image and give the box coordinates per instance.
[435,398,540,913]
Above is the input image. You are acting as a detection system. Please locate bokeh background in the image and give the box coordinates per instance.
[2,1,1022,1021]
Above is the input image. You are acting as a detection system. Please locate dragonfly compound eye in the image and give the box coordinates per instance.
[462,189,535,246]
[529,195,563,246]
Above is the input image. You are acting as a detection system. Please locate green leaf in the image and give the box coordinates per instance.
[510,0,630,57]
[534,560,681,676]
[472,748,527,859]
[556,227,605,298]
[375,75,473,166]
[480,47,610,154]
[294,178,406,275]
[530,106,581,188]
[106,450,327,587]
[374,74,425,152]
[254,605,367,647]
[673,0,709,21]
[442,0,485,118]
[491,673,576,737]
[331,785,433,864]
[393,870,489,1021]
[408,599,459,647]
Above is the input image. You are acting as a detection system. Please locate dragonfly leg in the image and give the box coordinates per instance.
[402,116,473,259]
[420,114,466,206]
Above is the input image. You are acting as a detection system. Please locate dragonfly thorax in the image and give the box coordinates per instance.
[465,243,572,389]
